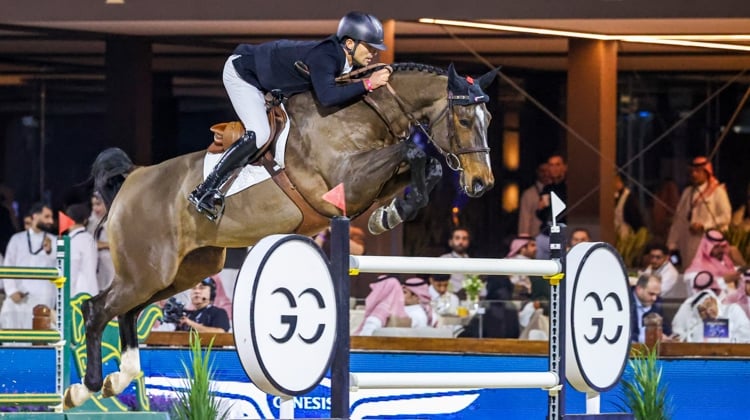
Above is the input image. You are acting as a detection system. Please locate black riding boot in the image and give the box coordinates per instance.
[188,131,260,221]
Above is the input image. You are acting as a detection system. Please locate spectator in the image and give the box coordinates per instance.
[629,274,672,343]
[569,228,591,249]
[354,276,437,336]
[640,243,682,298]
[667,156,732,268]
[87,193,114,291]
[614,172,644,240]
[0,203,57,329]
[178,278,231,333]
[439,227,474,296]
[65,203,99,297]
[401,277,437,329]
[428,273,459,316]
[536,154,567,259]
[671,289,750,343]
[507,236,537,298]
[724,268,750,319]
[518,163,548,237]
[684,229,741,298]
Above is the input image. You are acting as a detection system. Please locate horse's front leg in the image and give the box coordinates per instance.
[368,142,443,234]
[101,305,144,398]
[63,293,112,409]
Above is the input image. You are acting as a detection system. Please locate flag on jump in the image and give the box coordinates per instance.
[58,211,76,235]
[322,183,347,216]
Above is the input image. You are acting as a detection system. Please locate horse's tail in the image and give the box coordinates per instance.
[90,147,135,209]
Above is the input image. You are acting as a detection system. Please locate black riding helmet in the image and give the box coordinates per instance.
[336,12,387,51]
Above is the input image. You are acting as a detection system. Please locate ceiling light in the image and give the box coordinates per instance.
[418,18,750,52]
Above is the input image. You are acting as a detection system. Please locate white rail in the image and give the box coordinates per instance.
[350,372,559,390]
[350,255,561,276]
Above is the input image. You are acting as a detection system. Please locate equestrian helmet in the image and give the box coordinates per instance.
[337,12,387,51]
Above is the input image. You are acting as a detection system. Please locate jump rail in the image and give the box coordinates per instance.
[350,372,560,390]
[350,255,561,276]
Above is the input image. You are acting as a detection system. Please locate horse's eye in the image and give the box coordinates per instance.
[458,119,470,127]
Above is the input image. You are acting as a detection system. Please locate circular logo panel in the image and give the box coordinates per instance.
[565,242,632,393]
[233,234,337,397]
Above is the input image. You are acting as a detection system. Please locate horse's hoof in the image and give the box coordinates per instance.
[368,208,388,235]
[101,373,117,398]
[101,372,131,398]
[63,384,92,409]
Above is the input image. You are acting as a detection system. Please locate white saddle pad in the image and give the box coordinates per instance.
[202,105,291,197]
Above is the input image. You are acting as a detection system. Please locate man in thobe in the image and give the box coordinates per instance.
[0,203,57,329]
[667,156,732,268]
[65,203,99,297]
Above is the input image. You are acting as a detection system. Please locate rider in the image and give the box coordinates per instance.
[189,11,393,221]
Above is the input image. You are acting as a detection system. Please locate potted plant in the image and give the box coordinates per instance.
[617,344,672,420]
[172,330,232,420]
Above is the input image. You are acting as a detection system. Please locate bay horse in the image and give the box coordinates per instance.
[63,62,497,408]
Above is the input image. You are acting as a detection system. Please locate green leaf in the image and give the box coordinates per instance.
[171,330,233,420]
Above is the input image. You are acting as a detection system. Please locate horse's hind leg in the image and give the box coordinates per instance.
[63,291,118,409]
[101,303,148,398]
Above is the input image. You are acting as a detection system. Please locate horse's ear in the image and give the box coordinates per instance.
[477,67,500,90]
[447,63,460,82]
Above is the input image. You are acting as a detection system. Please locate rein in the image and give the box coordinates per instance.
[343,63,490,172]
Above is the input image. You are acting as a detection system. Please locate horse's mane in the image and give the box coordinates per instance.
[389,62,447,76]
[346,62,446,80]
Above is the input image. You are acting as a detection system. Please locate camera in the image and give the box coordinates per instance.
[162,297,186,324]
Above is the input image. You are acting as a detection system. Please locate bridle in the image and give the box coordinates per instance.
[341,64,491,172]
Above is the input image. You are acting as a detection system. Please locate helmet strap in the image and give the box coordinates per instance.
[343,39,360,57]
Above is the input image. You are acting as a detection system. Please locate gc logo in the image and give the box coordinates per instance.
[271,287,327,344]
[583,291,624,344]
[233,234,337,396]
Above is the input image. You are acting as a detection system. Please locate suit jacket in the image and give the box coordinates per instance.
[629,288,672,342]
[231,35,366,106]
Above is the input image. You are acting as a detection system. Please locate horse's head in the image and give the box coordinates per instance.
[432,63,497,197]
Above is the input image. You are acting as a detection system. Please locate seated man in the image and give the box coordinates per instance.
[639,242,682,298]
[354,276,437,336]
[428,273,460,316]
[672,289,750,343]
[724,267,750,319]
[629,274,672,343]
[178,278,231,333]
[684,229,740,298]
[507,236,537,298]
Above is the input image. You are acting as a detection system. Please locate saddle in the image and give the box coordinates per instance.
[205,94,329,234]
[207,93,287,155]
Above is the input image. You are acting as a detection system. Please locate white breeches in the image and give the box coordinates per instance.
[222,55,271,147]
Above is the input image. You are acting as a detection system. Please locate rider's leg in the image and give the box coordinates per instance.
[188,131,261,220]
[188,55,271,221]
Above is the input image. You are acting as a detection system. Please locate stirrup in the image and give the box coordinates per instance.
[188,189,226,222]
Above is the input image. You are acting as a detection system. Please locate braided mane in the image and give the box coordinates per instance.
[390,62,446,76]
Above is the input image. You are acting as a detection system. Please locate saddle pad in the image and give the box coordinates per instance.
[202,104,291,197]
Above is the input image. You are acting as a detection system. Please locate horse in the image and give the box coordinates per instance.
[63,62,498,408]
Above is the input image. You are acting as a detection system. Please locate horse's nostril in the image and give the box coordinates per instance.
[473,178,485,192]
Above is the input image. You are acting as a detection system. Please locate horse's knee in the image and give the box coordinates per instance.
[405,142,426,162]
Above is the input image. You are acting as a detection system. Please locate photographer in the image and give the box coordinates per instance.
[178,278,230,333]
